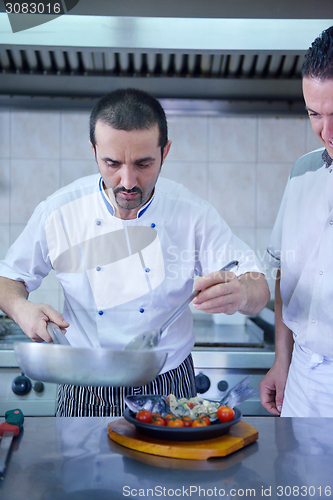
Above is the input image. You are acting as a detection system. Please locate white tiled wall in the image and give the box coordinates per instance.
[0,109,322,311]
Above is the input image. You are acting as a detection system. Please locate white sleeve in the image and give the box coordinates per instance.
[0,201,52,292]
[265,177,290,270]
[194,204,264,277]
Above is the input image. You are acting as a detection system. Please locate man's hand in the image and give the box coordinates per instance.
[16,301,69,343]
[259,363,289,415]
[0,277,69,342]
[192,269,241,314]
[259,269,293,415]
[192,270,269,316]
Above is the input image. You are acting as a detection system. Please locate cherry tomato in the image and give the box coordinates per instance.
[164,413,176,421]
[192,418,209,427]
[135,410,152,423]
[167,418,184,427]
[151,413,166,426]
[182,416,193,427]
[217,406,235,423]
[197,414,211,426]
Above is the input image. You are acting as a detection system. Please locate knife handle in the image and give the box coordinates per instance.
[4,409,24,432]
[0,423,20,437]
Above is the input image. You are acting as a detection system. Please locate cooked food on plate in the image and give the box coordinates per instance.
[125,394,235,427]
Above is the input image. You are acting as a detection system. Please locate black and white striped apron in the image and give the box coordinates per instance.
[56,353,197,417]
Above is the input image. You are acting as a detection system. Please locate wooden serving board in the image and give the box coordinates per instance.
[108,419,258,460]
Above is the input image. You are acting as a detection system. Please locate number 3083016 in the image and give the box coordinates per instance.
[5,2,62,14]
[276,485,331,497]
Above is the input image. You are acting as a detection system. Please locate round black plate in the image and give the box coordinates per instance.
[123,407,242,442]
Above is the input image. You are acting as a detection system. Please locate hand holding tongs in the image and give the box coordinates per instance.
[124,260,239,351]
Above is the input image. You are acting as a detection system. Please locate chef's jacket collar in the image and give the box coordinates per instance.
[322,149,333,169]
[98,176,155,219]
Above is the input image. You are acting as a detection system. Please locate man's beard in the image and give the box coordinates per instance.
[113,187,143,210]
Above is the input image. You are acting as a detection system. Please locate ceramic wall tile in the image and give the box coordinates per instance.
[257,162,292,226]
[0,224,10,260]
[306,120,324,153]
[166,116,208,162]
[41,269,61,290]
[9,224,26,245]
[58,287,65,312]
[0,111,10,158]
[258,116,307,162]
[10,159,60,224]
[229,226,256,255]
[208,116,257,162]
[0,159,10,223]
[256,227,277,295]
[28,289,61,311]
[10,111,60,159]
[60,111,92,160]
[161,161,208,200]
[208,162,256,227]
[60,159,98,187]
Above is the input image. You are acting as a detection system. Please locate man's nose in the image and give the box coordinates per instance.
[120,166,137,190]
[322,117,333,141]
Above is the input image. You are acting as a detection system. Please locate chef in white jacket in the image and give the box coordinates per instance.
[260,26,333,417]
[0,88,269,416]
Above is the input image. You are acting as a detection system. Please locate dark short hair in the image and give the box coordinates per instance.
[89,88,168,151]
[302,26,333,79]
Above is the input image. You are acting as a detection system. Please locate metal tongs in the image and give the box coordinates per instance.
[124,260,239,351]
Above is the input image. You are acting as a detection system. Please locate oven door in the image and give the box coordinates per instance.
[191,315,275,416]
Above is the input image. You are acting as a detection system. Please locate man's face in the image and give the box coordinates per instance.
[91,122,171,219]
[303,77,333,160]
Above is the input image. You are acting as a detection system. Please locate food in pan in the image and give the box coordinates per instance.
[125,395,169,415]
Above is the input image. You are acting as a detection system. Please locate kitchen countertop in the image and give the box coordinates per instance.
[1,416,332,499]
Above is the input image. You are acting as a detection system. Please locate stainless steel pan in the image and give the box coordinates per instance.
[14,323,168,387]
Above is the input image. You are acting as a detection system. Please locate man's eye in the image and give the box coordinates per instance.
[137,163,149,169]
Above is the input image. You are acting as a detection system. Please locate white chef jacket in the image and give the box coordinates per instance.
[265,147,333,358]
[0,174,262,373]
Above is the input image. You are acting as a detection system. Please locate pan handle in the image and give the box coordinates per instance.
[46,322,71,346]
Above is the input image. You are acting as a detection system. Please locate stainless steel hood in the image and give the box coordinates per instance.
[0,13,333,111]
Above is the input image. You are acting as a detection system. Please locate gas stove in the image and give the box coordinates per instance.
[0,316,57,417]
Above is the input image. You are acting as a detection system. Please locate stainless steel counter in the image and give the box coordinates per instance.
[1,416,332,499]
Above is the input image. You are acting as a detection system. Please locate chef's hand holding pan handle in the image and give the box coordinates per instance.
[14,300,69,343]
[0,277,69,343]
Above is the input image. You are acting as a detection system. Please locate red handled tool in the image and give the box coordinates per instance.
[0,409,24,475]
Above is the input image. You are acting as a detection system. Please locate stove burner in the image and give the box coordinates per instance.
[0,317,30,346]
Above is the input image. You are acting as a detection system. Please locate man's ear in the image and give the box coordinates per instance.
[89,140,96,159]
[161,140,172,165]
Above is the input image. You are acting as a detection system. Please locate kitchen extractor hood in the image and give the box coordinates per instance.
[0,14,333,111]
